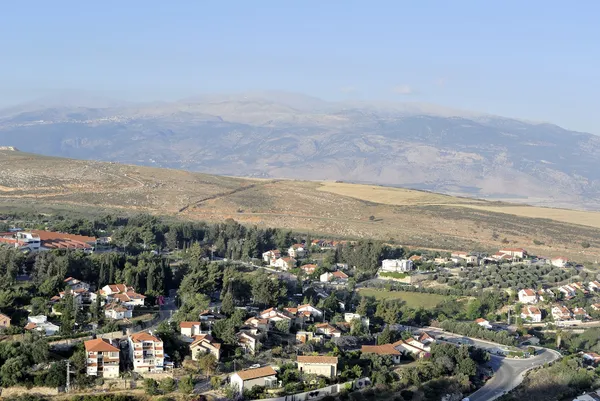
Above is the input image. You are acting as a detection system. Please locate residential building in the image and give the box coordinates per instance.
[344,312,370,327]
[84,338,120,378]
[315,323,341,338]
[0,313,11,329]
[296,331,323,344]
[551,305,572,321]
[573,307,588,320]
[591,303,600,311]
[101,284,145,306]
[589,281,600,292]
[128,332,164,373]
[361,344,402,363]
[551,256,569,268]
[518,289,538,304]
[190,334,221,361]
[288,244,307,258]
[392,339,430,359]
[63,277,90,291]
[300,264,318,275]
[320,270,348,283]
[104,303,132,320]
[259,307,293,328]
[237,331,261,354]
[297,304,323,318]
[558,285,577,298]
[475,318,492,329]
[499,248,527,259]
[583,352,600,365]
[0,230,97,252]
[297,355,338,378]
[244,317,269,332]
[521,305,542,323]
[418,332,435,346]
[230,366,278,392]
[180,321,202,337]
[25,315,60,336]
[274,257,297,271]
[262,250,281,263]
[380,259,414,272]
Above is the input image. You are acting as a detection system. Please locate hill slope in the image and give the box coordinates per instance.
[1,92,599,210]
[1,150,599,261]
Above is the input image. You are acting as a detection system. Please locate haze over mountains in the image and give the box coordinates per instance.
[1,91,599,210]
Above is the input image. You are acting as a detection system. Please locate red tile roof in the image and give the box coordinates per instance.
[235,366,277,381]
[361,344,401,355]
[85,338,119,353]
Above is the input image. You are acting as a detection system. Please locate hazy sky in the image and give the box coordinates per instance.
[1,1,598,133]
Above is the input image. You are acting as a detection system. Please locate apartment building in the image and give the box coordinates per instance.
[128,332,165,373]
[85,338,120,378]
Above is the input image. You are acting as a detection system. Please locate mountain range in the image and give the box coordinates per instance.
[1,91,598,210]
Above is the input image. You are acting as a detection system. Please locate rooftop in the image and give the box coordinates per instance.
[235,366,277,381]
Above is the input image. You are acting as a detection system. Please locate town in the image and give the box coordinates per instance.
[0,213,598,401]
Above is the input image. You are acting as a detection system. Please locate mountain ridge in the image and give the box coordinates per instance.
[1,92,598,210]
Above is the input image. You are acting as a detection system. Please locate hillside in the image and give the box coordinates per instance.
[1,92,599,210]
[1,150,600,261]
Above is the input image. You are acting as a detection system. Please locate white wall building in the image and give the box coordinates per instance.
[230,366,278,392]
[85,338,120,378]
[381,259,414,272]
[128,332,165,373]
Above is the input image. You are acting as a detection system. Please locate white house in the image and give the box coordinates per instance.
[518,289,538,304]
[475,318,492,329]
[262,250,281,263]
[551,256,569,268]
[190,334,221,361]
[230,366,278,392]
[381,259,414,273]
[101,284,145,306]
[237,331,261,354]
[344,312,370,327]
[24,315,60,336]
[104,303,132,320]
[499,248,527,259]
[361,344,402,364]
[551,305,572,321]
[521,305,542,323]
[297,304,323,318]
[315,323,341,338]
[274,257,297,271]
[558,285,577,298]
[288,244,306,258]
[297,355,338,378]
[320,270,349,283]
[589,281,600,292]
[180,321,203,337]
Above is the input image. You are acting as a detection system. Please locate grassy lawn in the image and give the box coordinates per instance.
[358,288,449,308]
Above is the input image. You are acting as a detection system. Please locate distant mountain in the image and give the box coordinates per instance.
[1,92,599,209]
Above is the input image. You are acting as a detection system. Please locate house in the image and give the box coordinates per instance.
[518,289,538,304]
[84,338,120,378]
[451,251,469,259]
[296,331,323,344]
[409,255,423,262]
[288,244,307,258]
[344,312,370,327]
[381,259,414,272]
[551,305,572,321]
[392,339,430,359]
[244,317,269,332]
[558,285,577,298]
[589,281,600,292]
[361,344,402,364]
[190,334,221,361]
[100,284,146,306]
[573,307,588,320]
[298,304,323,318]
[475,318,492,329]
[262,250,281,264]
[405,338,432,352]
[259,307,293,327]
[418,332,435,346]
[128,332,165,373]
[104,303,132,320]
[25,315,59,336]
[320,270,349,283]
[64,277,90,291]
[274,257,297,271]
[237,331,261,354]
[230,366,278,392]
[0,313,11,329]
[315,323,341,338]
[180,321,202,337]
[499,248,527,259]
[521,305,542,323]
[300,264,318,275]
[199,309,225,323]
[284,307,311,327]
[0,230,97,252]
[297,355,338,378]
[583,352,600,365]
[591,303,600,311]
[551,256,569,268]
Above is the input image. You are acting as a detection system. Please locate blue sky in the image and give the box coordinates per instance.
[1,1,598,133]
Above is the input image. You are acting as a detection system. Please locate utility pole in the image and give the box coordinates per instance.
[66,361,71,392]
[508,309,511,325]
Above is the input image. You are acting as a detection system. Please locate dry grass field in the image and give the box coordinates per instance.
[1,150,600,261]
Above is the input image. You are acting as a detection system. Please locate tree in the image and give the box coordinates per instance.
[144,378,160,395]
[1,356,28,387]
[160,377,176,393]
[221,289,235,316]
[378,325,392,345]
[179,374,194,394]
[275,320,291,334]
[350,319,367,336]
[197,352,218,376]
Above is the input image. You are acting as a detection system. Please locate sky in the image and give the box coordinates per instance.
[1,1,599,133]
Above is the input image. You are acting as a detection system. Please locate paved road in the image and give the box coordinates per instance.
[414,327,560,401]
[468,348,560,401]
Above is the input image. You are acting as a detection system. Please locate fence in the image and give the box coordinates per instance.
[253,378,371,401]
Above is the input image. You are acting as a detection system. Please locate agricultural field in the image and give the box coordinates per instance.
[357,288,450,309]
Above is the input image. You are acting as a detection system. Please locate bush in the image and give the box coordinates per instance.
[144,378,160,395]
[160,377,176,393]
